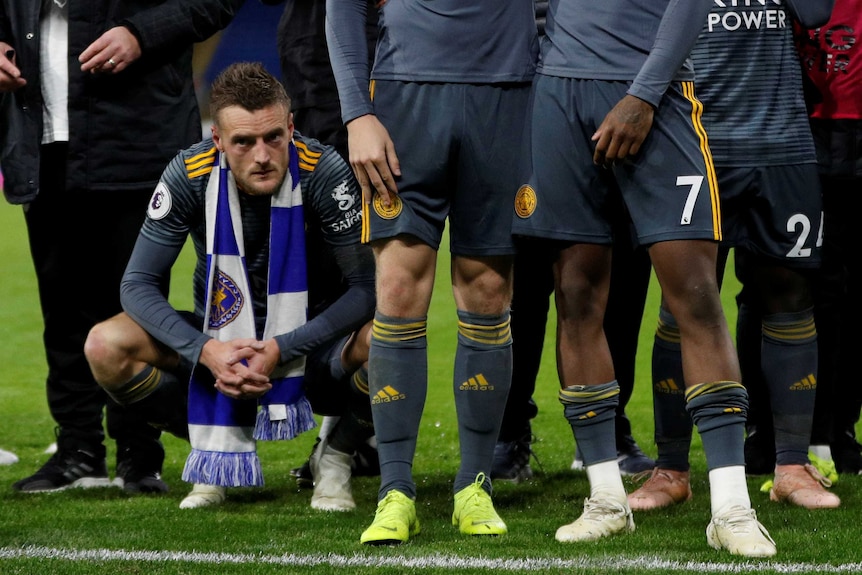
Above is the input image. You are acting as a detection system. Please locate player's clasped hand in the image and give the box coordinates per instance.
[202,338,273,399]
[591,94,655,167]
[215,376,272,400]
[218,338,281,399]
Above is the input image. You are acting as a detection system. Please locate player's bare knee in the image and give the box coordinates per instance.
[377,276,433,317]
[83,322,112,369]
[84,323,133,388]
[453,268,513,315]
[660,275,723,323]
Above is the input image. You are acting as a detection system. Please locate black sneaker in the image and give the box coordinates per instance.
[115,442,168,494]
[571,436,655,475]
[491,437,535,483]
[291,438,319,489]
[115,459,169,493]
[13,449,112,493]
[616,435,656,476]
[832,430,862,475]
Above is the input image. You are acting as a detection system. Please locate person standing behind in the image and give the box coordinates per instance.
[795,0,862,475]
[492,0,655,484]
[744,0,862,480]
[326,0,537,545]
[628,0,839,513]
[512,0,776,557]
[0,0,243,494]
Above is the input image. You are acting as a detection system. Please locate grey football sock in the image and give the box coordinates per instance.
[560,381,620,466]
[762,309,818,466]
[368,312,427,500]
[652,308,692,471]
[452,310,513,492]
[686,382,748,471]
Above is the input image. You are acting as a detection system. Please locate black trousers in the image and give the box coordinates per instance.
[812,174,862,442]
[293,104,348,162]
[24,144,160,457]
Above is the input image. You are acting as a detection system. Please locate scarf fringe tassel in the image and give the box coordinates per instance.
[182,449,264,487]
[253,398,317,441]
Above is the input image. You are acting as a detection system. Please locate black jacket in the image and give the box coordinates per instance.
[0,0,243,204]
[269,0,377,110]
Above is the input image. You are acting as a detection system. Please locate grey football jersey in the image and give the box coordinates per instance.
[691,1,816,166]
[327,0,538,123]
[538,0,711,106]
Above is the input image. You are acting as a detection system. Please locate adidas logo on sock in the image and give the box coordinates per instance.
[789,374,817,391]
[459,374,494,391]
[371,385,406,405]
[654,378,684,394]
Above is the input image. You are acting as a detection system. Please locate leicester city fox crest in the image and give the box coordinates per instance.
[514,184,537,218]
[208,270,245,329]
[372,192,402,219]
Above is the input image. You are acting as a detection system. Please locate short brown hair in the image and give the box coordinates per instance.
[209,62,291,124]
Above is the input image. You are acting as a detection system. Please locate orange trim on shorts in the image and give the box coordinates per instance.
[361,198,371,244]
[682,81,722,242]
[359,81,376,244]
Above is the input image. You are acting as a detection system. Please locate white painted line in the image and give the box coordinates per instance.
[1,546,861,573]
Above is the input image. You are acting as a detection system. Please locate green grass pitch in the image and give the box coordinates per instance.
[1,200,860,575]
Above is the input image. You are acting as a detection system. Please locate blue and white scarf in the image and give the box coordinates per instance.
[182,142,316,487]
